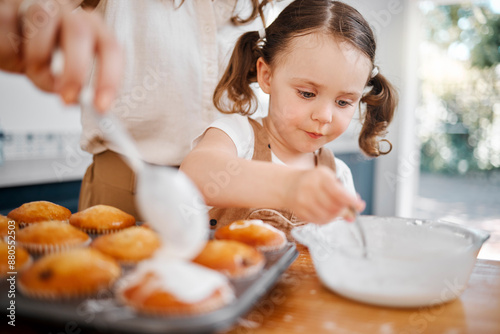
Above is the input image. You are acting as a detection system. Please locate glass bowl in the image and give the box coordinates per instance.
[292,216,490,308]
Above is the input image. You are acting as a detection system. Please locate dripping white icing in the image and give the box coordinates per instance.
[120,258,234,304]
[229,220,286,237]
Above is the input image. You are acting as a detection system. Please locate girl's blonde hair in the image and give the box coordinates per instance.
[214,0,398,157]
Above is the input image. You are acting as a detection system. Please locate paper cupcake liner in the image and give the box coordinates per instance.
[79,226,134,235]
[223,259,266,280]
[116,284,234,317]
[16,237,92,255]
[18,280,117,301]
[18,219,70,228]
[255,239,288,253]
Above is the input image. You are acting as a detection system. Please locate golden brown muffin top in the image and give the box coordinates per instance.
[91,226,161,263]
[17,221,90,245]
[214,219,287,251]
[69,205,136,231]
[8,201,71,224]
[192,239,265,278]
[19,248,121,295]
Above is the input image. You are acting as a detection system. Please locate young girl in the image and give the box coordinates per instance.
[180,0,397,234]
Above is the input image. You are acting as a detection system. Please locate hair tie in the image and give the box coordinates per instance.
[371,66,379,78]
[258,27,266,40]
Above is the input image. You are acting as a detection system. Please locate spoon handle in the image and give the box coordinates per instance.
[82,89,145,172]
[348,207,368,258]
[50,49,145,173]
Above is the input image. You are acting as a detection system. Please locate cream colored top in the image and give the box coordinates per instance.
[81,0,284,165]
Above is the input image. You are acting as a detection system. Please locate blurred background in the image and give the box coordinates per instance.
[0,0,498,259]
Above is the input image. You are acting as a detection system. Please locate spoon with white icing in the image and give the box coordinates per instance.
[51,49,209,260]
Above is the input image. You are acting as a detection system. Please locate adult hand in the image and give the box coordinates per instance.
[0,0,122,112]
[286,166,366,224]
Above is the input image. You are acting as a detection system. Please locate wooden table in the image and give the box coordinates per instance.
[224,245,500,334]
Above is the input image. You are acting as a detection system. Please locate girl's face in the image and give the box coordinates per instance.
[257,33,372,155]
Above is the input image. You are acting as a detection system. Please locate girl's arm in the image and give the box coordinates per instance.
[180,128,365,224]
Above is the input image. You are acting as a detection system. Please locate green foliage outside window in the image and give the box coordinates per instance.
[418,3,500,174]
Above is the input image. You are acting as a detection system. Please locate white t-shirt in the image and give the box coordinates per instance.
[81,0,288,165]
[194,114,357,195]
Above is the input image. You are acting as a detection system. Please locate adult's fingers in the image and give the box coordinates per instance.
[89,11,123,112]
[17,2,122,111]
[0,1,24,73]
[58,10,96,104]
[22,0,65,91]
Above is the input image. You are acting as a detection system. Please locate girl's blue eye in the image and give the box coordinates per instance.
[336,100,353,107]
[299,90,315,99]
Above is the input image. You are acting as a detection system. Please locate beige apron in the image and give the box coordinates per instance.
[78,150,142,220]
[209,118,337,239]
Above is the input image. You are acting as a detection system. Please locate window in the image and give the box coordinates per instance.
[414,0,500,260]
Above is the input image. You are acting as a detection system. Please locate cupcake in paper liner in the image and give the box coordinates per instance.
[16,220,91,255]
[7,201,71,227]
[116,258,235,316]
[0,241,32,277]
[193,240,265,279]
[91,226,161,265]
[214,220,287,252]
[69,205,136,234]
[18,248,121,300]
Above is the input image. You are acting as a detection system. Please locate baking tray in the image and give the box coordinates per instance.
[1,242,298,333]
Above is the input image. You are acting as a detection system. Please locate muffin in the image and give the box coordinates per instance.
[214,219,287,252]
[116,259,234,316]
[0,214,18,238]
[91,226,161,264]
[0,241,32,277]
[7,201,71,227]
[18,248,121,300]
[193,240,265,279]
[69,205,136,234]
[16,221,91,254]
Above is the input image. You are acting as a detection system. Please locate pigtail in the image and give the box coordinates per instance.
[231,0,269,27]
[359,72,398,157]
[213,31,263,115]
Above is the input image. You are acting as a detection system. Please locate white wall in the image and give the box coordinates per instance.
[0,72,81,132]
[0,72,89,186]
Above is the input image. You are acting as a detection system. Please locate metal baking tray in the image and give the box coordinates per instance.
[1,242,298,333]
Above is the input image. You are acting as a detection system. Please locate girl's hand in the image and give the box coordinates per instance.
[285,166,365,224]
[0,0,123,112]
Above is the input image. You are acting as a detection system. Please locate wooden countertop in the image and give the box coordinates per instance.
[223,245,500,334]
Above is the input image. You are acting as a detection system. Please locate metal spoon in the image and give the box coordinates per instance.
[347,207,368,258]
[51,50,209,259]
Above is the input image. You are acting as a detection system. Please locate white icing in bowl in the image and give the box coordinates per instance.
[292,216,490,308]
